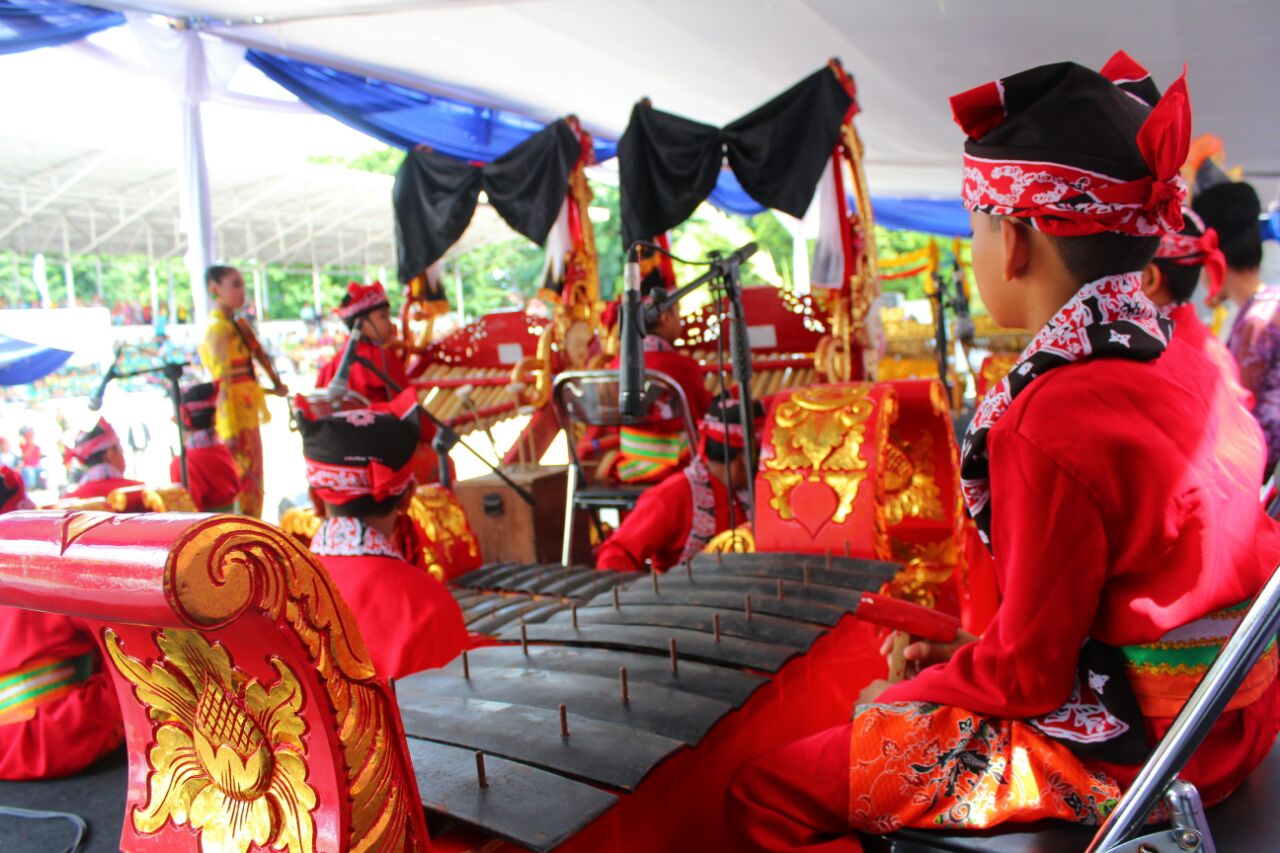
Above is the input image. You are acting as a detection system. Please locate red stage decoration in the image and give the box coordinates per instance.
[0,512,428,853]
[754,379,968,613]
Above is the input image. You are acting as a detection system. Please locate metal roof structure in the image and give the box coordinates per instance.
[0,132,517,269]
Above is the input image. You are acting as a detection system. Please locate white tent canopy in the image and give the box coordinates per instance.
[89,0,1280,200]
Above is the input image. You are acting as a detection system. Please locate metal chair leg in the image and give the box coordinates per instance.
[561,462,578,567]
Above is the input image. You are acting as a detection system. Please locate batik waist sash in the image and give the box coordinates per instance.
[1121,600,1278,719]
[0,652,95,725]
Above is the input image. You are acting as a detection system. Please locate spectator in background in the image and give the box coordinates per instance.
[17,427,42,492]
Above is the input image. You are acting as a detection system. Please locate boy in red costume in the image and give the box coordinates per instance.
[169,381,241,512]
[728,53,1280,850]
[0,466,123,779]
[64,418,141,499]
[316,281,447,484]
[297,389,467,680]
[603,249,712,484]
[1142,209,1244,395]
[316,281,411,405]
[596,394,760,572]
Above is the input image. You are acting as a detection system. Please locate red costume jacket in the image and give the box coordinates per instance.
[66,474,142,500]
[316,337,411,406]
[0,608,123,779]
[311,517,467,680]
[880,336,1280,803]
[1169,303,1250,406]
[608,339,712,425]
[596,457,750,573]
[169,439,240,512]
[317,339,448,484]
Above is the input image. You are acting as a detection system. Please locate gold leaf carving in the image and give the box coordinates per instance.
[105,629,317,853]
[153,517,426,852]
[883,430,945,527]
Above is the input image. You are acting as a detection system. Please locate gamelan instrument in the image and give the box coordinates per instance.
[394,551,899,851]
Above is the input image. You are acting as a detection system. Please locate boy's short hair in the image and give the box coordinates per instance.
[1152,257,1201,304]
[1044,232,1163,285]
[205,265,238,288]
[704,436,741,464]
[1193,182,1263,271]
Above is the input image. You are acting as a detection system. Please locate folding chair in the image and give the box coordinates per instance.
[552,369,700,566]
[867,556,1280,852]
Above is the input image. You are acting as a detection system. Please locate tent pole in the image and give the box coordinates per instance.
[61,221,75,308]
[147,225,159,323]
[179,98,214,329]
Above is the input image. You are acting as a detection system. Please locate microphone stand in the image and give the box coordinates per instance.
[110,360,191,490]
[639,242,759,517]
[928,268,952,402]
[350,355,536,506]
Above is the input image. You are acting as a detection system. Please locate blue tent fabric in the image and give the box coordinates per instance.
[245,48,973,236]
[0,0,122,55]
[871,196,971,237]
[0,334,72,385]
[247,50,617,164]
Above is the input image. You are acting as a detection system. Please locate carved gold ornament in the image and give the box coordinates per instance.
[762,385,876,524]
[279,506,322,545]
[155,517,427,852]
[882,430,944,528]
[408,485,479,579]
[704,526,756,554]
[105,629,317,853]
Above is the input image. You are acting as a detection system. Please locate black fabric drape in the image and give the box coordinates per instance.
[619,66,854,248]
[394,119,580,283]
[618,103,722,250]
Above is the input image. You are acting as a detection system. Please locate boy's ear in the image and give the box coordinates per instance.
[1001,218,1032,282]
[1140,264,1162,299]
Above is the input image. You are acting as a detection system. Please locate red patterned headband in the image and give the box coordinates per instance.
[71,420,120,463]
[1157,223,1226,299]
[305,458,415,506]
[955,74,1191,237]
[702,419,747,449]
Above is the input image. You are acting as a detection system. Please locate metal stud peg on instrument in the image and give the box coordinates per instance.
[521,623,529,655]
[651,567,660,594]
[571,604,579,630]
[744,594,754,621]
[475,751,488,789]
[559,703,570,738]
[802,563,811,587]
[462,650,470,680]
[777,579,785,600]
[713,612,722,643]
[669,638,679,674]
[685,560,693,581]
[825,549,832,570]
[620,667,629,703]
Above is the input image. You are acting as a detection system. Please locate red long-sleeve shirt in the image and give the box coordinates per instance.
[881,336,1280,800]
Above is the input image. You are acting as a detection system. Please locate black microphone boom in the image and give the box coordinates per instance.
[88,346,124,412]
[619,248,646,419]
[326,326,364,405]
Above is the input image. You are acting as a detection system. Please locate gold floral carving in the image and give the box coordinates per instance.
[882,431,945,528]
[143,516,426,853]
[762,385,876,524]
[145,486,199,513]
[704,526,756,554]
[105,629,316,853]
[408,485,479,580]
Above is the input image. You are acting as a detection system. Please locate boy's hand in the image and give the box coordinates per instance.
[856,679,893,706]
[878,628,979,672]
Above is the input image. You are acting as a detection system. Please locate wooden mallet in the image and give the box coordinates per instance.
[854,592,960,682]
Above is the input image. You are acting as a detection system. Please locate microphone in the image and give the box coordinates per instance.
[327,325,364,406]
[725,241,758,267]
[619,246,646,418]
[89,346,123,412]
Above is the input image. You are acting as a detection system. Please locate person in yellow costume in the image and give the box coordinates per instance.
[199,265,271,517]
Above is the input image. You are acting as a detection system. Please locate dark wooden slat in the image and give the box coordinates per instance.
[498,624,799,672]
[400,665,731,745]
[442,645,766,707]
[399,695,684,791]
[409,738,617,853]
[545,604,824,649]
